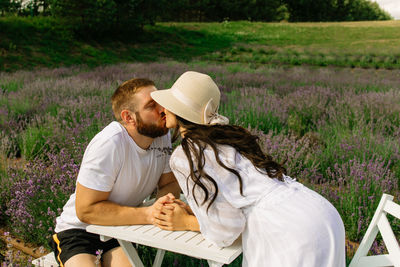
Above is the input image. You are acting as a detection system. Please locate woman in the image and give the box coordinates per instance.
[151,71,346,267]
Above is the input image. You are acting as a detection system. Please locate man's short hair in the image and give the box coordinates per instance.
[111,78,155,122]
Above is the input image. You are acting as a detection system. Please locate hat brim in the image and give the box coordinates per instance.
[151,89,202,124]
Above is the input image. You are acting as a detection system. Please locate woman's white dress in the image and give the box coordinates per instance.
[170,144,346,267]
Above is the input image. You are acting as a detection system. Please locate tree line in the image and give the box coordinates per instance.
[158,0,392,22]
[0,0,392,36]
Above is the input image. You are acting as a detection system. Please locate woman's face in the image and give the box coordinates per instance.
[164,108,178,128]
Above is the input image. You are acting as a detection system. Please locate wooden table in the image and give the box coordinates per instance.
[86,224,242,267]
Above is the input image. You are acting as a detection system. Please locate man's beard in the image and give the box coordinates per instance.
[135,112,168,138]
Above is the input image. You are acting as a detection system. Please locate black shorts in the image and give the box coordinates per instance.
[51,228,120,266]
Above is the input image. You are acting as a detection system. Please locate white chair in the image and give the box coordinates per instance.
[349,193,400,267]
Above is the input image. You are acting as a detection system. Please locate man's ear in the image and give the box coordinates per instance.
[121,110,136,125]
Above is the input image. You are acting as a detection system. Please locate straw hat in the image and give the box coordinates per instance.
[151,71,228,125]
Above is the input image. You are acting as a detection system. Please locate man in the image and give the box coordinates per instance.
[52,78,181,267]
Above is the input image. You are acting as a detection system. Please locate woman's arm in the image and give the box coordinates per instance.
[162,147,245,247]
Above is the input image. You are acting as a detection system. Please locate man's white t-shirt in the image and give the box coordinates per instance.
[55,121,172,233]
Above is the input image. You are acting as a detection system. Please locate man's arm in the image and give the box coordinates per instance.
[75,182,174,225]
[156,171,181,199]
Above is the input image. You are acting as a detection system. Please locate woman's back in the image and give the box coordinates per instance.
[170,143,346,267]
[172,144,285,207]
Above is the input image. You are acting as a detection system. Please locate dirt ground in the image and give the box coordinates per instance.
[0,228,49,266]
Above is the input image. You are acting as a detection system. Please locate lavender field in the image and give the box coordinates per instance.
[1,62,399,265]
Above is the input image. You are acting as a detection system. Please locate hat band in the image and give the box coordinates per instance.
[171,88,203,113]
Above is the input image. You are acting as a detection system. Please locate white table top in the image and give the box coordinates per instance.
[86,224,242,264]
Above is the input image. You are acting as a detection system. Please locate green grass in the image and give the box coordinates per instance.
[0,93,36,122]
[1,17,400,72]
[18,124,53,160]
[0,81,23,92]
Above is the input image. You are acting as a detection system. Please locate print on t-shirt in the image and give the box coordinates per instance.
[147,146,173,158]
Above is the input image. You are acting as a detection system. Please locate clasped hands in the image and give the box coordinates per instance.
[149,193,197,231]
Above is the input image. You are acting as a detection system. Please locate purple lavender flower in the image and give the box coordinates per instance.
[1,62,399,264]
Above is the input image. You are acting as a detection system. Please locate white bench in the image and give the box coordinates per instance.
[86,224,242,267]
[349,193,400,267]
[32,252,58,267]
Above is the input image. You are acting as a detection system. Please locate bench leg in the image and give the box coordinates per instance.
[152,249,165,267]
[118,239,145,267]
[207,259,224,267]
[99,234,112,242]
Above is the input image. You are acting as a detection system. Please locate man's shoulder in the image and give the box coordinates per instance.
[88,121,125,148]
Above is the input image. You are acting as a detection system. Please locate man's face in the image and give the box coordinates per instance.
[135,111,168,138]
[134,86,168,138]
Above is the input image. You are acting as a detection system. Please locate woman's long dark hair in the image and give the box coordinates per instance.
[173,116,286,212]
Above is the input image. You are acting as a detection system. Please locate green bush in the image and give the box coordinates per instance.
[50,0,160,38]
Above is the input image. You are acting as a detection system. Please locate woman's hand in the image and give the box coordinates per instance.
[173,199,194,215]
[146,193,175,224]
[153,202,199,231]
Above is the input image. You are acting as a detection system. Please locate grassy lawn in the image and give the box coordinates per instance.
[171,20,400,68]
[175,20,400,51]
[1,18,400,72]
